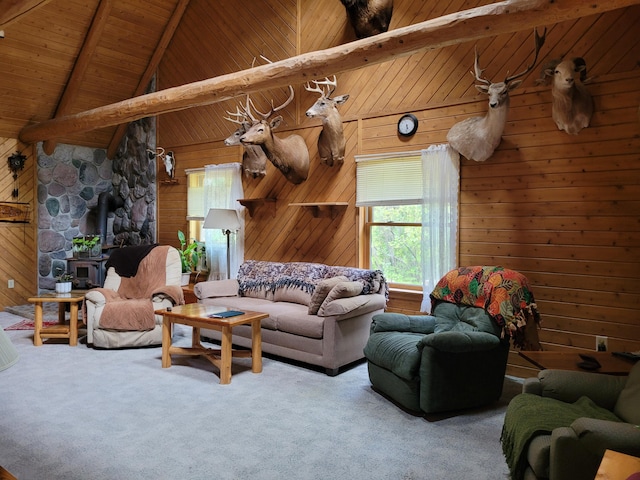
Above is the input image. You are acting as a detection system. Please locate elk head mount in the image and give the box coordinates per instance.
[340,0,393,39]
[224,99,269,179]
[305,76,350,167]
[538,57,593,135]
[239,86,310,185]
[447,28,547,162]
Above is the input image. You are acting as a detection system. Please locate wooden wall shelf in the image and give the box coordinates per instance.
[238,197,276,217]
[160,179,179,185]
[288,202,348,219]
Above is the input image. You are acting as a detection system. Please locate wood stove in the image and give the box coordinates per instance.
[67,257,108,289]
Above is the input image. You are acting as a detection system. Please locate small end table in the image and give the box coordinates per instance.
[27,292,85,346]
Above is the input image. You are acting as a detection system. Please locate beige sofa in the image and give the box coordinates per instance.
[194,260,387,375]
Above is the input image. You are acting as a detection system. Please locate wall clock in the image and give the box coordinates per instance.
[398,113,418,137]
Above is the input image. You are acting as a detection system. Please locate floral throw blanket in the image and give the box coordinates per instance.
[430,266,541,348]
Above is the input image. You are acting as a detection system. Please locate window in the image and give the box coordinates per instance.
[186,168,205,242]
[356,146,459,309]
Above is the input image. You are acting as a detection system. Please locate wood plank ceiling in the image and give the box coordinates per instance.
[1,0,639,151]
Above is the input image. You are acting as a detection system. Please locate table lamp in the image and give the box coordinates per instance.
[203,208,241,279]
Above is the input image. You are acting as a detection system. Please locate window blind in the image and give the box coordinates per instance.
[355,151,423,206]
[186,169,205,220]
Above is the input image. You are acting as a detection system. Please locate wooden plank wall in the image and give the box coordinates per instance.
[0,138,37,308]
[157,0,640,376]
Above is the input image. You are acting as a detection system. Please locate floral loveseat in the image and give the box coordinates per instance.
[194,260,388,375]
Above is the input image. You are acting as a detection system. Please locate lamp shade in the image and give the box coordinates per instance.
[203,208,241,231]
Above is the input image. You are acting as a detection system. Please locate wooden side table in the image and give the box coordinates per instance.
[595,450,640,479]
[27,292,85,346]
[182,284,198,304]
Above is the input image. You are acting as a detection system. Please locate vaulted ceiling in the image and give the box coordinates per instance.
[1,0,639,155]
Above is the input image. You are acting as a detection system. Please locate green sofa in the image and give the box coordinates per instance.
[501,361,640,480]
[364,302,510,414]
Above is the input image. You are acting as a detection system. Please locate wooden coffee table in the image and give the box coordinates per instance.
[159,303,267,384]
[27,291,85,346]
[519,350,636,375]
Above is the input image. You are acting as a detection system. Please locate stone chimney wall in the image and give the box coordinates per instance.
[36,115,157,290]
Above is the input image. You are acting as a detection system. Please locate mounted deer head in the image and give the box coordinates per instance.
[305,76,350,167]
[539,57,593,135]
[224,100,268,179]
[239,86,310,185]
[447,28,546,162]
[340,0,393,39]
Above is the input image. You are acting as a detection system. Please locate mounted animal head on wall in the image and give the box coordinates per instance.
[224,99,268,179]
[304,75,350,167]
[340,0,393,39]
[446,28,546,162]
[239,86,310,185]
[537,57,594,135]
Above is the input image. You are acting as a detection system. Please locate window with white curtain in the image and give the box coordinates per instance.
[356,145,460,311]
[186,168,205,241]
[203,163,244,280]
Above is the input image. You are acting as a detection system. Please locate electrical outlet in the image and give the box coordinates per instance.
[7,279,14,288]
[596,336,608,352]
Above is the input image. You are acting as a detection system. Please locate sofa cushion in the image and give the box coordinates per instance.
[194,279,239,299]
[326,266,386,296]
[432,302,501,336]
[273,282,313,306]
[274,310,325,339]
[308,276,349,315]
[317,281,363,315]
[364,332,423,381]
[614,361,640,424]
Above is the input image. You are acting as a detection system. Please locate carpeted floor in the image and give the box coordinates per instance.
[0,311,522,480]
[4,303,83,322]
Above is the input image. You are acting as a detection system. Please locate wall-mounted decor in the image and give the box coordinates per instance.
[239,86,310,185]
[0,202,30,223]
[7,151,26,198]
[304,76,350,166]
[224,100,268,179]
[539,57,593,135]
[447,28,546,162]
[340,0,394,39]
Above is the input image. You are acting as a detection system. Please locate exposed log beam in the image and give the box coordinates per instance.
[19,0,640,145]
[106,0,191,159]
[43,0,114,155]
[0,0,53,29]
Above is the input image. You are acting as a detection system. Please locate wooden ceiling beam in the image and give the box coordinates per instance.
[18,0,640,145]
[0,0,53,29]
[106,0,191,159]
[42,0,114,155]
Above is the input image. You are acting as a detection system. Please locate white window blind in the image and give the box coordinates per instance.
[355,151,423,206]
[186,168,205,220]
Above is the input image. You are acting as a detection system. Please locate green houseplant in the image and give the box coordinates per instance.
[54,268,74,294]
[72,235,101,258]
[178,230,200,274]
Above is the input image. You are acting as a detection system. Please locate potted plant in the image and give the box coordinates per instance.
[178,230,200,285]
[55,269,74,294]
[72,235,101,258]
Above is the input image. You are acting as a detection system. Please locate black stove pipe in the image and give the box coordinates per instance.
[97,192,124,244]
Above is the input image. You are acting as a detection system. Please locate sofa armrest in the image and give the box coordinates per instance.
[370,312,436,334]
[419,331,500,353]
[194,279,239,300]
[536,369,627,410]
[84,288,112,307]
[317,293,385,318]
[571,418,640,455]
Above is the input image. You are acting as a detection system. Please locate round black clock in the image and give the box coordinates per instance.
[398,113,418,137]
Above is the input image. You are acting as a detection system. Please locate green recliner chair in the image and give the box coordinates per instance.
[501,361,640,480]
[364,266,541,414]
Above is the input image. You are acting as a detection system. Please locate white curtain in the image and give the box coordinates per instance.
[203,163,244,280]
[420,144,460,312]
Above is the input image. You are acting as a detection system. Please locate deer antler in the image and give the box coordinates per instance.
[224,106,247,125]
[505,27,547,84]
[471,46,491,85]
[247,85,295,120]
[304,75,337,98]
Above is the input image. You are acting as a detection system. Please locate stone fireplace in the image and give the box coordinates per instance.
[36,116,158,290]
